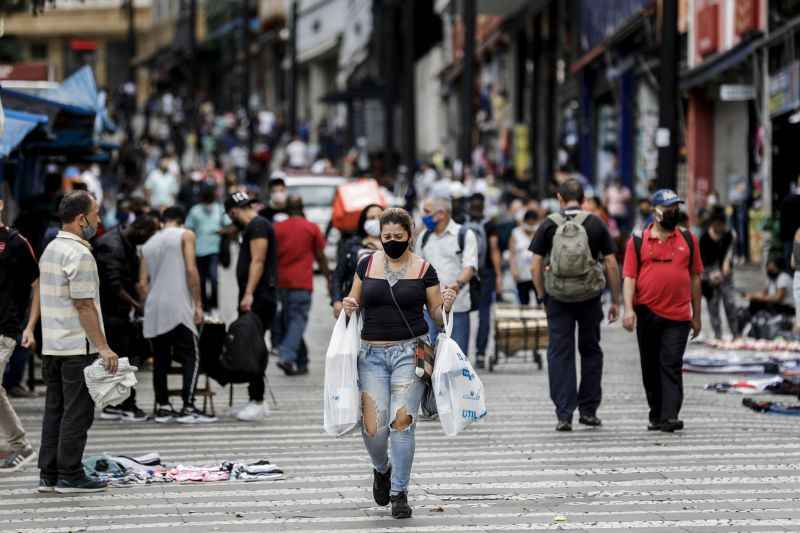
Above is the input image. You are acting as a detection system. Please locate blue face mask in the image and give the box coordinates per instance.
[422,214,437,232]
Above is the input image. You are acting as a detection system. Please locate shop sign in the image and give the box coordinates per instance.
[720,84,756,101]
[769,62,800,118]
[0,63,49,81]
[734,0,760,37]
[696,2,719,57]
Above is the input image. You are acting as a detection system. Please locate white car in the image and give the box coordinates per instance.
[284,174,347,267]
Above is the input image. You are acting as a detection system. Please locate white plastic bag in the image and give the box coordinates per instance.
[323,312,362,436]
[432,311,487,436]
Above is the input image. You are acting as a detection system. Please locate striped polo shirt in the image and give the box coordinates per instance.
[39,231,105,356]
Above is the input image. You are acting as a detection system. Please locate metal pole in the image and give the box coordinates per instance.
[188,0,198,136]
[402,0,416,182]
[127,0,136,83]
[544,1,558,197]
[656,0,679,190]
[460,0,476,166]
[530,13,541,190]
[242,0,253,157]
[382,1,397,174]
[289,0,299,136]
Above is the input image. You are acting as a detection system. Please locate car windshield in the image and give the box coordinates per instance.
[287,185,337,207]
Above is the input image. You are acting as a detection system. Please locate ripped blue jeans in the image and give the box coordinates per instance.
[358,338,427,495]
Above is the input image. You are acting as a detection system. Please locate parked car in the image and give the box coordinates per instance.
[283,174,347,268]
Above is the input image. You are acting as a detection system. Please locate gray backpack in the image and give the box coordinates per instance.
[544,212,606,302]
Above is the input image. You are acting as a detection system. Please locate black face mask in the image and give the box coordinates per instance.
[382,239,409,259]
[658,210,680,231]
[768,271,779,280]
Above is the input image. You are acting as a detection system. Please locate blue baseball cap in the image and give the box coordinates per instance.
[651,189,684,207]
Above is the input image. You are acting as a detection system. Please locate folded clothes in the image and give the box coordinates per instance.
[83,453,285,486]
[704,375,784,394]
[83,358,138,408]
[742,398,800,416]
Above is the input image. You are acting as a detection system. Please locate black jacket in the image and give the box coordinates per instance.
[331,235,381,304]
[93,229,140,319]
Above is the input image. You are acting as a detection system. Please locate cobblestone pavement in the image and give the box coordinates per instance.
[1,265,800,532]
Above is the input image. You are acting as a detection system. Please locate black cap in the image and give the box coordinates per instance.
[225,191,255,212]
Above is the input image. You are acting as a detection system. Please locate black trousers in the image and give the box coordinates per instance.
[517,281,535,306]
[635,305,690,423]
[38,355,96,482]
[105,316,138,410]
[151,324,199,408]
[247,297,276,402]
[545,296,604,421]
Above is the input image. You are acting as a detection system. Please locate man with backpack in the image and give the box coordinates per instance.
[531,179,621,432]
[622,189,703,433]
[417,195,478,356]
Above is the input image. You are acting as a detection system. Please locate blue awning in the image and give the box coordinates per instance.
[0,109,48,157]
[681,36,762,90]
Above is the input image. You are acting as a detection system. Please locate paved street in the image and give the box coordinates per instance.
[2,264,800,533]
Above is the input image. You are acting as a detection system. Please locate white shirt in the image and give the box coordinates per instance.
[769,272,794,308]
[286,140,309,168]
[144,169,179,209]
[415,219,478,313]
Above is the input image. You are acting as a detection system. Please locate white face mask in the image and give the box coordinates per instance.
[364,219,381,238]
[271,191,288,205]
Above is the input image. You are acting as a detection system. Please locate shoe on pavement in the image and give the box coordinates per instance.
[38,477,57,493]
[390,492,412,519]
[154,405,178,424]
[295,366,309,375]
[118,406,150,422]
[277,360,301,376]
[55,477,107,494]
[100,406,124,420]
[660,419,684,433]
[373,466,391,506]
[579,414,602,427]
[176,405,218,424]
[555,420,572,432]
[474,354,486,370]
[236,401,269,421]
[0,447,35,472]
[647,421,661,431]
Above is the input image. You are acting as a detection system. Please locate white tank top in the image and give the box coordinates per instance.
[142,227,197,339]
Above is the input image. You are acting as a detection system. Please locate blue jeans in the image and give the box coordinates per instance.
[358,339,426,495]
[273,289,312,367]
[425,311,470,355]
[476,274,495,356]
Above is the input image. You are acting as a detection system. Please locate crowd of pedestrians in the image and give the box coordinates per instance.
[0,131,784,510]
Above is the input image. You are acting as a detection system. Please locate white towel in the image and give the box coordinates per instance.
[83,357,138,409]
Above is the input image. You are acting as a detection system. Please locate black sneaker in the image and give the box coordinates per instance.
[373,466,391,506]
[100,406,124,420]
[390,492,412,519]
[38,477,57,493]
[277,360,300,376]
[176,405,218,424]
[55,477,107,494]
[647,421,661,431]
[660,419,684,433]
[119,407,149,422]
[556,420,572,432]
[579,414,602,427]
[154,405,178,424]
[475,354,486,370]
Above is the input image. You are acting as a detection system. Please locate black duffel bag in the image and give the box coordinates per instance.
[221,313,268,376]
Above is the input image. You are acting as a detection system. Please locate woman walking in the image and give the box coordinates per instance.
[343,208,456,519]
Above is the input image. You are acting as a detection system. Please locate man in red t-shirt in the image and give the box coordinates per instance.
[622,189,703,433]
[273,195,331,375]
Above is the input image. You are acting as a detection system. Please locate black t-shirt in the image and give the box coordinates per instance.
[258,205,287,223]
[700,230,733,271]
[237,216,278,301]
[529,210,616,259]
[0,228,39,338]
[357,256,439,342]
